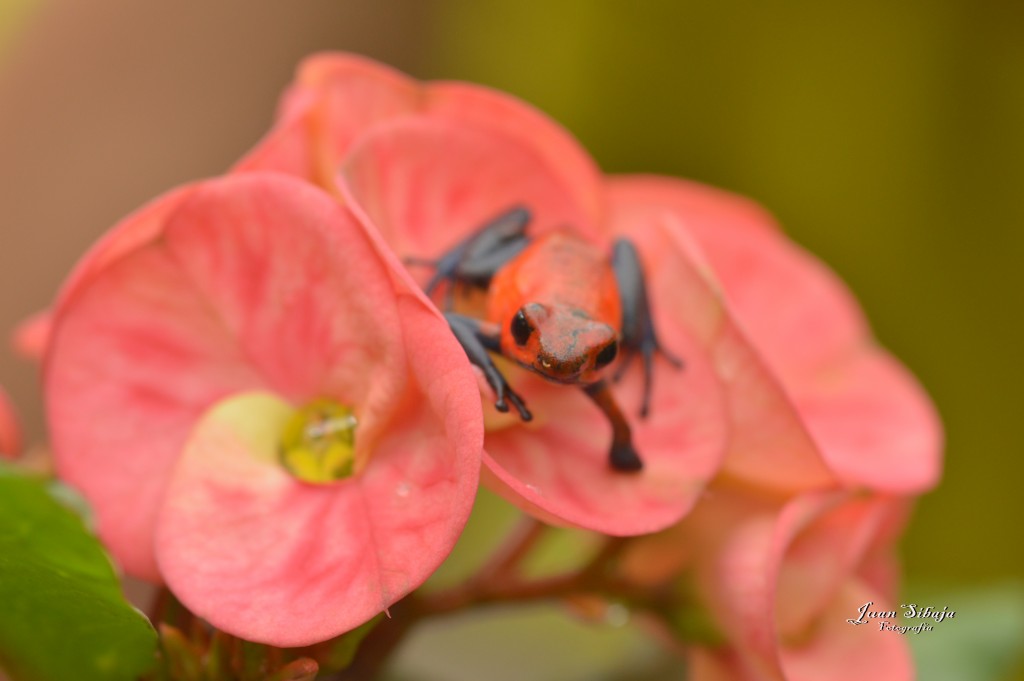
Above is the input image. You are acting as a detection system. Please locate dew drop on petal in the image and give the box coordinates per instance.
[396,482,411,498]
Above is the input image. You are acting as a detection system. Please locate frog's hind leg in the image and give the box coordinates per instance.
[611,239,684,418]
[409,206,532,306]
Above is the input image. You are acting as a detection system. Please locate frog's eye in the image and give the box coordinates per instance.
[511,309,534,346]
[594,340,618,369]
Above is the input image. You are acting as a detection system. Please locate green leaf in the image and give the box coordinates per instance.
[0,469,157,681]
[906,582,1024,681]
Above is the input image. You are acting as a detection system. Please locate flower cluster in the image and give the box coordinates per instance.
[33,53,941,675]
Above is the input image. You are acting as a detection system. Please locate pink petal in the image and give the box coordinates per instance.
[340,117,605,283]
[230,92,323,181]
[0,385,20,458]
[11,309,52,361]
[612,177,869,382]
[602,174,782,238]
[18,186,197,370]
[700,511,783,679]
[233,54,419,182]
[607,179,835,491]
[793,350,942,492]
[606,176,942,494]
[479,309,727,535]
[157,174,407,404]
[780,580,913,681]
[688,584,914,681]
[773,494,899,637]
[424,81,605,227]
[236,53,604,225]
[158,305,481,646]
[855,503,911,601]
[55,184,199,315]
[691,490,910,681]
[48,173,473,580]
[46,230,265,579]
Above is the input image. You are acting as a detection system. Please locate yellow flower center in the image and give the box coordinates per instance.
[279,399,358,484]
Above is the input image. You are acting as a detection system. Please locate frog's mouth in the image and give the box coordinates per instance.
[522,354,590,385]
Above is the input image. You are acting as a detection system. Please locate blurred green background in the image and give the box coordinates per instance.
[1,0,1021,679]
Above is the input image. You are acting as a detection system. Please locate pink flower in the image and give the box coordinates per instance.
[240,53,941,679]
[44,173,483,645]
[0,384,20,459]
[240,53,733,537]
[608,178,941,678]
[682,488,914,681]
[607,178,942,494]
[239,53,940,538]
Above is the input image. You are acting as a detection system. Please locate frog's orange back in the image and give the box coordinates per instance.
[487,230,621,384]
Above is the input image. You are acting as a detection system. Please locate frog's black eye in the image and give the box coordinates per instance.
[511,309,534,346]
[594,341,618,369]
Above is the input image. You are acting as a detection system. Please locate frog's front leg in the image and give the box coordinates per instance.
[583,380,643,472]
[611,239,684,418]
[446,312,532,421]
[414,206,532,303]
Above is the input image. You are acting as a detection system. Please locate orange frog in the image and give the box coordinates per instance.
[416,206,681,472]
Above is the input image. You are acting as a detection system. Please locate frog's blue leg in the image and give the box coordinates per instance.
[611,239,684,418]
[409,206,532,308]
[583,380,643,472]
[411,207,533,420]
[446,313,532,422]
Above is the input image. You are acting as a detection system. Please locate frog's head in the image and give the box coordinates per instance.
[501,302,618,385]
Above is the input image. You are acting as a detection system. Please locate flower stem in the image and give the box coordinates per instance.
[420,535,632,614]
[317,525,683,680]
[323,598,422,680]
